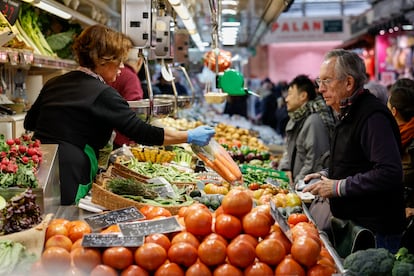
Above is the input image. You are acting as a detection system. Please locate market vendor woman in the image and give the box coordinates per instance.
[24,24,215,205]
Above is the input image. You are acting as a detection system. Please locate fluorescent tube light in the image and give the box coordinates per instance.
[402,24,414,31]
[172,3,191,20]
[35,0,72,20]
[222,0,238,6]
[222,9,237,15]
[168,0,204,51]
[222,21,240,27]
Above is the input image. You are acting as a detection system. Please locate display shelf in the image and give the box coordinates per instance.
[32,54,77,70]
[0,47,77,70]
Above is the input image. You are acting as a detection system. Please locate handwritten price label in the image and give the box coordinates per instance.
[0,0,20,25]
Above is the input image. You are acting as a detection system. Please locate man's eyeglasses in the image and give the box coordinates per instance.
[315,78,335,87]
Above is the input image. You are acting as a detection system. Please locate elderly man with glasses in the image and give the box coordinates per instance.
[303,49,405,255]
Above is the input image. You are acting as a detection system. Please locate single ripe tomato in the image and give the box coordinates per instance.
[146,207,172,219]
[41,246,71,273]
[214,213,242,240]
[221,188,253,217]
[256,238,286,266]
[244,261,274,276]
[71,247,102,273]
[287,213,309,225]
[167,242,198,267]
[226,239,256,268]
[90,264,118,276]
[186,261,212,276]
[121,265,149,276]
[198,238,227,267]
[154,262,184,276]
[275,255,305,276]
[242,211,271,238]
[171,231,200,248]
[67,220,92,243]
[291,235,321,267]
[184,209,212,236]
[145,233,171,251]
[102,246,134,270]
[134,242,167,271]
[213,264,243,276]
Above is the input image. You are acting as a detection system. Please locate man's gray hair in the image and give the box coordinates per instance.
[324,49,367,89]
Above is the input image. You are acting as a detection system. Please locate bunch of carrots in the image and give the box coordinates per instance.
[195,141,243,185]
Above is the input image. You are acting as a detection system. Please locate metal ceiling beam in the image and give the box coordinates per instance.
[247,0,293,48]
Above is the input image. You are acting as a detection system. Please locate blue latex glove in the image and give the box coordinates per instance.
[187,126,215,146]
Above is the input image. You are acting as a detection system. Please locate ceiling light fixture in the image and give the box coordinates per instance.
[34,0,72,19]
[222,9,237,15]
[30,0,101,26]
[168,0,204,51]
[222,21,240,27]
[221,26,238,45]
[222,0,238,6]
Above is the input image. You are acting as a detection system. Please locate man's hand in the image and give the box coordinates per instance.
[302,175,335,198]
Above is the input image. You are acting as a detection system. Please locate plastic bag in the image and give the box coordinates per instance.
[191,139,243,185]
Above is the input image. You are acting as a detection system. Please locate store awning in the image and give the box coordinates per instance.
[336,33,374,49]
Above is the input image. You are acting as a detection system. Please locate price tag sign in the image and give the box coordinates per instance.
[84,207,144,230]
[0,0,20,25]
[81,233,144,248]
[147,177,176,198]
[270,200,293,242]
[119,216,183,236]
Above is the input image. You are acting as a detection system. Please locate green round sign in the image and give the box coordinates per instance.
[218,69,247,96]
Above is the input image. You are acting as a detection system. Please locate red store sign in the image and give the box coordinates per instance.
[261,17,350,44]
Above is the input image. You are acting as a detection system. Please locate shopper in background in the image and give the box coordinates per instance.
[255,78,288,136]
[109,47,144,148]
[278,74,333,186]
[274,90,289,137]
[24,24,215,206]
[387,79,414,253]
[223,95,248,118]
[137,63,161,99]
[303,49,405,254]
[249,78,273,124]
[364,80,388,105]
[155,72,188,96]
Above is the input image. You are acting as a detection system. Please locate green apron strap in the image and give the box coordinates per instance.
[75,144,98,204]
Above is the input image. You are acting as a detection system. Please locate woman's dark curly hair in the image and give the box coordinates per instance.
[389,82,414,122]
[72,24,132,69]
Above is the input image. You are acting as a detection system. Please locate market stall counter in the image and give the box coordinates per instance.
[37,144,61,215]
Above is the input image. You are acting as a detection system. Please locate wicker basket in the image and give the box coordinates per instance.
[92,168,195,215]
[112,163,149,182]
[91,182,186,215]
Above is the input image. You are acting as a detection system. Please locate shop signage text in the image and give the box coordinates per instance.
[261,17,350,44]
[271,20,322,33]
